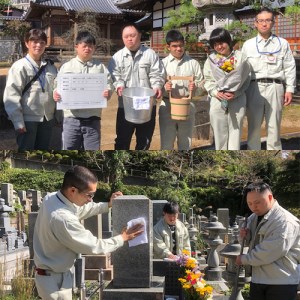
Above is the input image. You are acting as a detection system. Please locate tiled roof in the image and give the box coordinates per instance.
[35,0,122,15]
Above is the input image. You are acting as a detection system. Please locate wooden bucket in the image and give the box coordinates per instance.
[168,75,193,121]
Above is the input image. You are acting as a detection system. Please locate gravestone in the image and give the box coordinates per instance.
[102,211,113,238]
[111,195,153,288]
[28,212,38,259]
[178,213,186,224]
[1,183,14,206]
[83,215,102,239]
[217,208,229,242]
[152,200,168,226]
[30,190,41,212]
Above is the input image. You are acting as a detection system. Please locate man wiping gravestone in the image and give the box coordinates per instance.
[33,165,144,300]
[153,201,191,259]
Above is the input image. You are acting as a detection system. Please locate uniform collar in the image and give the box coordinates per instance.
[75,56,94,66]
[123,45,144,57]
[257,33,276,44]
[25,54,47,68]
[57,190,78,213]
[168,52,188,63]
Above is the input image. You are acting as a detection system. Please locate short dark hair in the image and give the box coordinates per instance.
[256,7,275,20]
[243,182,272,198]
[62,165,98,191]
[209,27,232,49]
[163,201,180,214]
[24,29,47,44]
[122,23,141,34]
[75,31,96,45]
[165,29,184,45]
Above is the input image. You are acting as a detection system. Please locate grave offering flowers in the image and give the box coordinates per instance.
[208,51,250,113]
[176,250,213,300]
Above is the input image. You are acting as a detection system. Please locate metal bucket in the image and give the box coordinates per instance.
[122,87,155,124]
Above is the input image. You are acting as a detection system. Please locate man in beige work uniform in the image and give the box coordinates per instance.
[242,7,296,150]
[33,165,143,300]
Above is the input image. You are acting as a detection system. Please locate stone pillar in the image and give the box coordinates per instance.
[83,215,102,239]
[204,215,226,281]
[28,212,38,259]
[112,195,153,288]
[1,183,14,206]
[30,190,41,212]
[102,211,112,238]
[152,200,168,226]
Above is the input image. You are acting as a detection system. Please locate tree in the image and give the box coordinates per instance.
[0,0,9,11]
[84,151,130,192]
[61,11,114,54]
[283,0,300,24]
[1,19,31,54]
[163,0,205,52]
[225,21,256,48]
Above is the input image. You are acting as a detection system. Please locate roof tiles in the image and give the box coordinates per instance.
[35,0,122,14]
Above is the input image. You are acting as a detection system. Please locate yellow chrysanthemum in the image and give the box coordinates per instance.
[182,249,191,256]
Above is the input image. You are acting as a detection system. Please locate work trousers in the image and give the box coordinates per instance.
[16,118,54,151]
[159,100,195,150]
[246,81,284,150]
[63,117,100,150]
[35,270,73,300]
[209,94,246,150]
[115,107,156,150]
[250,282,298,300]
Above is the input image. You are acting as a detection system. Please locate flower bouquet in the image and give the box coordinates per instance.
[176,250,213,300]
[208,51,250,113]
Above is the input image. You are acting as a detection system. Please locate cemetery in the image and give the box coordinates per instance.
[0,182,258,300]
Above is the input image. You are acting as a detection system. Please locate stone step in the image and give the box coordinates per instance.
[83,254,111,269]
[85,267,113,281]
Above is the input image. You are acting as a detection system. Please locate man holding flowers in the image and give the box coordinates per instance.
[203,28,251,150]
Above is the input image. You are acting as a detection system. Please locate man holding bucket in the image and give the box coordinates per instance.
[108,23,165,150]
[160,30,204,150]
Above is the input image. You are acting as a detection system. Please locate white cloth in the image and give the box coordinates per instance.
[127,217,148,247]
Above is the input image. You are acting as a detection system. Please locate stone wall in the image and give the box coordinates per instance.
[0,39,20,62]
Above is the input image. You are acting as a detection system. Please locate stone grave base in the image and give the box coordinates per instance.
[102,276,165,300]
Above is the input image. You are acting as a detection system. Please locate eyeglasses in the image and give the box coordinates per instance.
[243,182,271,196]
[256,19,273,24]
[73,186,95,199]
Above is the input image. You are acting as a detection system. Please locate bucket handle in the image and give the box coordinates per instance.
[168,75,194,100]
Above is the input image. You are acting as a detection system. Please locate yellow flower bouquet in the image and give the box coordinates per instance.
[176,250,213,300]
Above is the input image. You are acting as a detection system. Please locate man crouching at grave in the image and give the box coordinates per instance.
[153,201,191,259]
[33,165,144,300]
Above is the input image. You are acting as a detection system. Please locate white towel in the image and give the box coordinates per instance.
[127,217,148,247]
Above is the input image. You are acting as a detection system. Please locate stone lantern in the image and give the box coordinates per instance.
[219,237,250,300]
[204,215,226,281]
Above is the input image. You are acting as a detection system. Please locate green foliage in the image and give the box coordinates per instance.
[225,21,256,47]
[0,0,9,11]
[163,0,204,31]
[0,168,64,192]
[284,0,300,24]
[0,161,10,171]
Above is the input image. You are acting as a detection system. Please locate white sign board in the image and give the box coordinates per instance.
[56,73,107,110]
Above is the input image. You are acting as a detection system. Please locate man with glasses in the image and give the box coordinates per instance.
[33,165,144,300]
[236,182,300,300]
[242,7,296,150]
